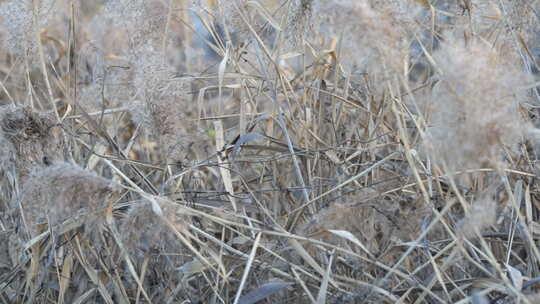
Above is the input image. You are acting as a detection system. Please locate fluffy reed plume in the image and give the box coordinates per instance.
[283,0,313,49]
[120,199,191,261]
[0,105,65,178]
[97,0,198,164]
[130,47,196,164]
[0,131,17,211]
[101,0,166,47]
[313,0,411,75]
[119,198,192,296]
[0,105,65,209]
[424,38,529,170]
[20,162,115,237]
[0,0,55,57]
[458,195,497,238]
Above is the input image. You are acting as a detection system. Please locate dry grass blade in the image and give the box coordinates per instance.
[327,229,374,258]
[72,289,97,304]
[315,249,334,304]
[287,238,330,283]
[233,232,262,304]
[238,281,295,304]
[214,120,238,211]
[58,253,73,304]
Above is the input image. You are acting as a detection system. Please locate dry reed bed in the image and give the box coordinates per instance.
[1,0,540,303]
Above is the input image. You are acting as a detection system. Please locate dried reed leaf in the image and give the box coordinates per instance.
[234,232,263,304]
[288,238,326,279]
[214,120,237,211]
[58,253,73,304]
[177,259,212,277]
[72,288,97,304]
[327,229,373,258]
[315,250,333,304]
[237,282,295,304]
[506,264,523,291]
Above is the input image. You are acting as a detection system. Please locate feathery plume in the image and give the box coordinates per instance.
[283,0,313,50]
[130,46,196,163]
[458,195,497,238]
[425,38,529,170]
[0,105,66,209]
[0,0,55,57]
[119,198,192,295]
[313,0,411,75]
[20,163,115,237]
